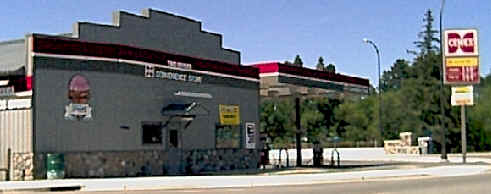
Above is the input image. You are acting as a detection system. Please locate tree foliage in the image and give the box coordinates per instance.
[326,64,336,73]
[293,55,304,67]
[331,9,491,152]
[413,10,440,55]
[316,57,325,71]
[258,10,491,152]
[259,99,295,146]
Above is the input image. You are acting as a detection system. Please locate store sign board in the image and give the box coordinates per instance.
[219,104,240,125]
[245,122,256,149]
[65,103,92,120]
[0,100,6,110]
[145,65,202,83]
[451,86,473,106]
[7,99,32,109]
[445,29,478,56]
[444,28,480,85]
[445,64,479,84]
[0,86,14,97]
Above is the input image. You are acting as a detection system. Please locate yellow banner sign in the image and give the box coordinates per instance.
[446,57,478,67]
[219,105,240,125]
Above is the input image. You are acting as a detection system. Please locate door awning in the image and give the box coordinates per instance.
[161,102,209,117]
[161,102,209,129]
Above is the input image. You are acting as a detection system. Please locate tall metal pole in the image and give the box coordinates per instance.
[461,105,467,163]
[439,0,448,160]
[376,46,382,139]
[364,39,383,139]
[295,97,302,167]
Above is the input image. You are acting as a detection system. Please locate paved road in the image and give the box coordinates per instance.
[37,172,491,194]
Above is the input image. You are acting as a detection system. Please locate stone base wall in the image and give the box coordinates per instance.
[11,153,34,181]
[34,149,259,179]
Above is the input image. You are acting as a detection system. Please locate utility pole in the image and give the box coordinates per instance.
[295,97,302,167]
[439,0,448,161]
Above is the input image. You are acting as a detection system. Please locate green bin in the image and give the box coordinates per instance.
[46,153,65,179]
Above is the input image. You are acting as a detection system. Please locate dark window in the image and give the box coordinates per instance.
[169,130,178,148]
[142,122,162,144]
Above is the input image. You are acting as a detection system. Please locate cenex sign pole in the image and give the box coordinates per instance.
[461,104,467,163]
[444,28,479,164]
[451,86,473,163]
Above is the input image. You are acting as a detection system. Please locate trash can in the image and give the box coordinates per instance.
[46,153,65,179]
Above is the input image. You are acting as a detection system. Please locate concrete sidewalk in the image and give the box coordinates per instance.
[0,165,489,192]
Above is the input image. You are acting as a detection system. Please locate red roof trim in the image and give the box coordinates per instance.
[31,34,259,79]
[253,62,369,87]
[252,62,280,73]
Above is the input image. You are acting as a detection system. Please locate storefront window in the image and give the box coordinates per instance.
[142,122,162,144]
[216,125,240,148]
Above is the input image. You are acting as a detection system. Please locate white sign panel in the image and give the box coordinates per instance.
[0,100,6,110]
[7,99,32,109]
[451,86,473,106]
[0,86,15,97]
[65,103,93,120]
[444,29,479,57]
[245,122,256,149]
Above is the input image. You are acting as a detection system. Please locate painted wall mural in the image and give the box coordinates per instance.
[64,74,92,120]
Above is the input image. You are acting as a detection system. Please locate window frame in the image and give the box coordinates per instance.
[141,121,163,145]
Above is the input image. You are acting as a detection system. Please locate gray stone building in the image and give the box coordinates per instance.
[0,9,260,180]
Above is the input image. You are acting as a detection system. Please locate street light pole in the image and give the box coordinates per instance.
[363,38,383,140]
[439,0,448,161]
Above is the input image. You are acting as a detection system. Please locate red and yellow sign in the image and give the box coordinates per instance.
[445,56,480,83]
[444,28,480,85]
[445,57,478,67]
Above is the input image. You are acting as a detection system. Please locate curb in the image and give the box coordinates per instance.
[0,184,83,193]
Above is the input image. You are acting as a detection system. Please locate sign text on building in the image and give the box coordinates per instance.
[145,65,202,83]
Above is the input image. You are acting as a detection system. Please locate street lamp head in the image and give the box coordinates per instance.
[363,38,370,43]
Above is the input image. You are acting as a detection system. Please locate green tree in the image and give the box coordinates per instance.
[259,99,295,146]
[413,9,440,55]
[331,10,451,150]
[300,98,342,143]
[326,64,336,73]
[301,99,327,143]
[293,55,303,67]
[468,75,491,151]
[316,57,325,71]
[381,59,410,92]
[332,96,381,142]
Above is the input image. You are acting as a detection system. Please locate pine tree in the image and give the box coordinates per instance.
[293,55,303,67]
[326,64,336,73]
[413,10,440,55]
[316,57,325,71]
[380,59,410,92]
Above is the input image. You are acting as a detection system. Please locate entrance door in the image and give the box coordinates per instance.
[169,130,179,148]
[165,121,182,175]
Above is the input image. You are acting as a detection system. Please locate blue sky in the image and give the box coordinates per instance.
[1,0,489,85]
